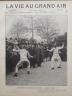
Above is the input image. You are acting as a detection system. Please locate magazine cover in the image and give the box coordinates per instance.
[0,1,72,96]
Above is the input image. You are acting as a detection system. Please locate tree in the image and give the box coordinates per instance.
[10,19,28,39]
[33,16,59,44]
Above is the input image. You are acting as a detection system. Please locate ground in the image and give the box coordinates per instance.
[6,61,67,86]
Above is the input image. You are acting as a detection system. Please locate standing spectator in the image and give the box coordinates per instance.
[36,43,43,67]
[28,44,37,68]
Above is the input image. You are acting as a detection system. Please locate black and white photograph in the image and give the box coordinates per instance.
[6,15,67,86]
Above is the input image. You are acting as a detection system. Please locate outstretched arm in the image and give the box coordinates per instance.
[27,52,33,58]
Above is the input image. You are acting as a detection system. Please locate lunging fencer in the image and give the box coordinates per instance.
[47,43,64,70]
[13,44,33,76]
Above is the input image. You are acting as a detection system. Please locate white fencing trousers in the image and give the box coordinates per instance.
[51,54,61,68]
[15,59,30,73]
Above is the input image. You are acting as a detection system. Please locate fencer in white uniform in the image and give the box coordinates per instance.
[47,44,64,69]
[13,45,33,76]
